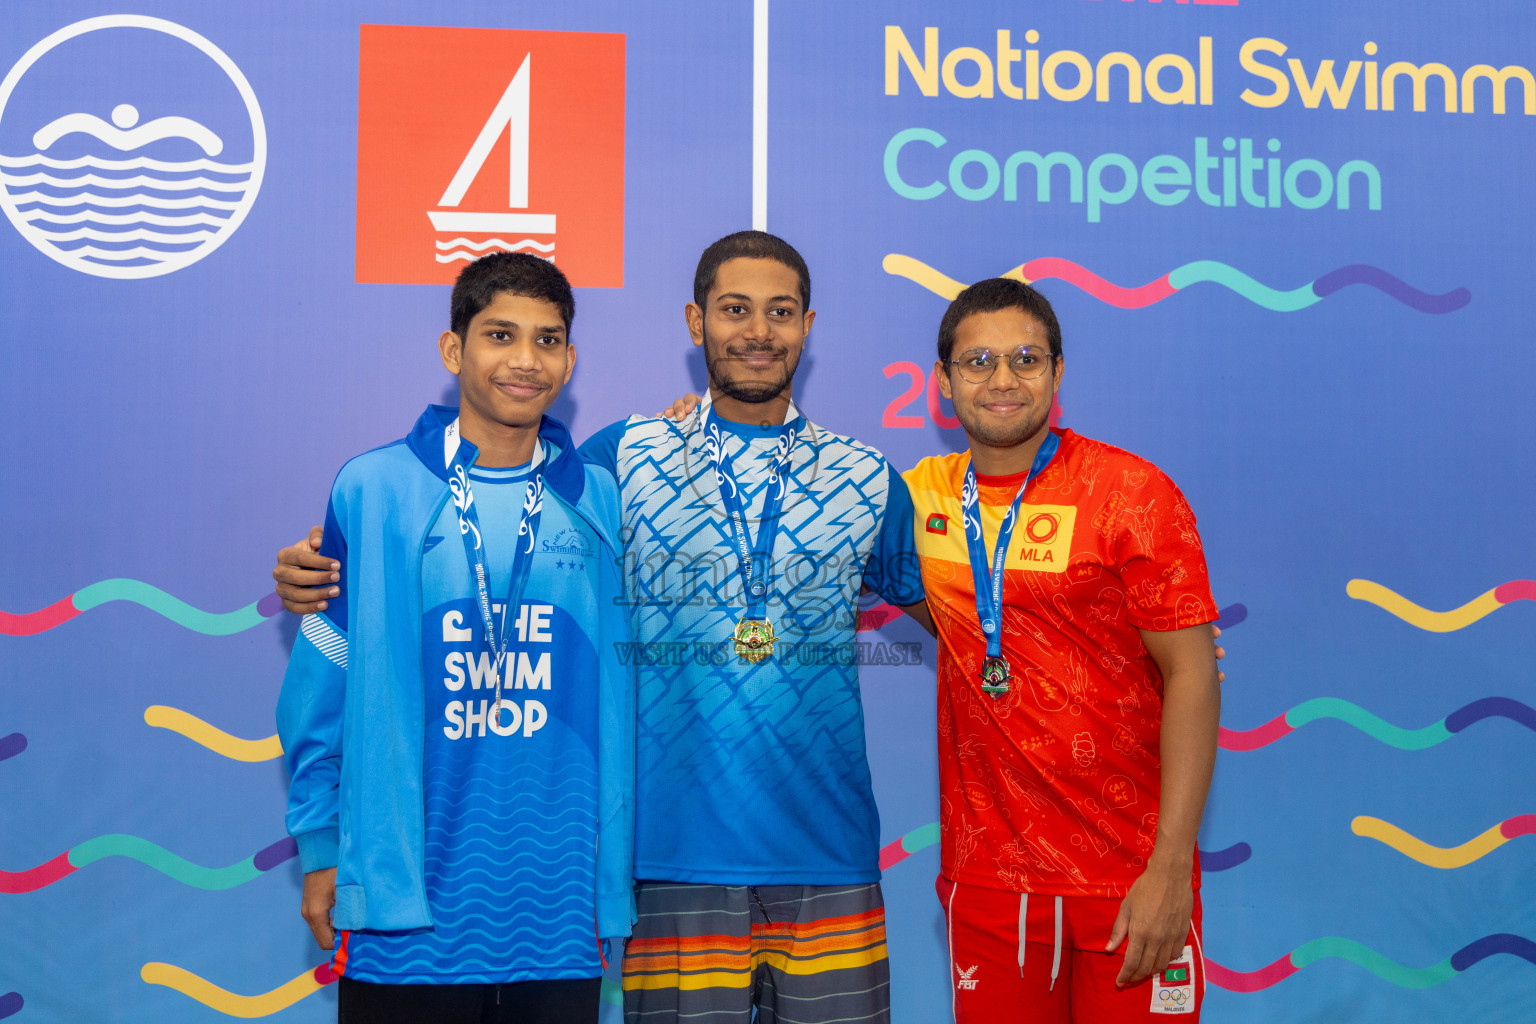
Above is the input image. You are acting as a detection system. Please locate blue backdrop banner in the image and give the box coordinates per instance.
[2,2,1532,1022]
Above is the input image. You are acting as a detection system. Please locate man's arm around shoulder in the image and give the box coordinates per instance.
[276,487,352,950]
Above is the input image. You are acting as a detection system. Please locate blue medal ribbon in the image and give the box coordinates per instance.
[444,417,545,728]
[702,404,801,623]
[960,431,1061,697]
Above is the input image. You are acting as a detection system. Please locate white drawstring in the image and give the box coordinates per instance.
[1049,896,1063,990]
[1017,893,1028,975]
[947,881,960,1020]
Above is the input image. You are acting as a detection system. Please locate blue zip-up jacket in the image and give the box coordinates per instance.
[277,405,635,943]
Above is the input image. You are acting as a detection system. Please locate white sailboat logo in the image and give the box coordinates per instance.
[429,55,556,265]
[0,16,265,280]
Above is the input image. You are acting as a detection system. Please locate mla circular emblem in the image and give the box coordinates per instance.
[1024,512,1060,544]
[0,15,265,279]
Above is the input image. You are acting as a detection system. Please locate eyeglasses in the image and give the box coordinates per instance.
[947,346,1055,384]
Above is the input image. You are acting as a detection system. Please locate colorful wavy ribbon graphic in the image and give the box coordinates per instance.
[877,822,1250,873]
[142,962,335,1018]
[1352,814,1536,868]
[1347,579,1536,632]
[0,580,282,636]
[147,936,1532,1011]
[1208,934,1536,992]
[0,733,25,763]
[1,835,295,893]
[144,706,282,762]
[878,822,940,870]
[0,992,21,1021]
[883,254,1471,313]
[1219,697,1536,752]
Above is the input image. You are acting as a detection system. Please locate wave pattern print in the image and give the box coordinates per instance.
[1206,934,1536,992]
[433,237,556,264]
[0,154,254,272]
[0,581,282,636]
[143,706,283,762]
[1352,814,1536,868]
[1,835,295,893]
[1347,578,1536,631]
[340,756,599,983]
[1218,697,1536,751]
[881,254,1471,313]
[141,962,335,1017]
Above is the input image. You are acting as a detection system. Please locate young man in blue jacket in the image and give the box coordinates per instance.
[277,252,635,1024]
[278,234,929,1024]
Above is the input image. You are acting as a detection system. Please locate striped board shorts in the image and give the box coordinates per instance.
[622,881,890,1024]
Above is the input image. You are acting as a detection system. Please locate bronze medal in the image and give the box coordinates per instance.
[980,654,1011,698]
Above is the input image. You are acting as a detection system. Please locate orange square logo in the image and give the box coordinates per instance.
[357,24,624,287]
[1013,504,1076,575]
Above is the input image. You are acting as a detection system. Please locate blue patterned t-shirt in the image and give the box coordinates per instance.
[581,396,923,884]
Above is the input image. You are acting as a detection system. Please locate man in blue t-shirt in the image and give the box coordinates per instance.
[277,232,932,1024]
[581,233,931,1024]
[277,254,634,1024]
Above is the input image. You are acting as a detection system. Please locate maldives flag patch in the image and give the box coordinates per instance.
[926,513,948,535]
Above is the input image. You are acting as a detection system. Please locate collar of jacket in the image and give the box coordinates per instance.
[405,403,587,505]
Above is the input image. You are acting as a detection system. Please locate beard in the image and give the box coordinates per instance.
[703,323,799,405]
[954,392,1052,450]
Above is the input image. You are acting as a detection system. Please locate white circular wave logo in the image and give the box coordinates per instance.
[0,15,265,279]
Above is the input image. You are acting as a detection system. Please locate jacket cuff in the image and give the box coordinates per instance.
[596,886,637,940]
[296,828,340,873]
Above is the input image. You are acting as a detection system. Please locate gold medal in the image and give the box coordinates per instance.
[732,617,777,664]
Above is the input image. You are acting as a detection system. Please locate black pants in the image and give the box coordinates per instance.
[337,975,602,1024]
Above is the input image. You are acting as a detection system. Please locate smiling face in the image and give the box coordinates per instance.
[439,290,574,435]
[687,257,815,407]
[936,307,1062,454]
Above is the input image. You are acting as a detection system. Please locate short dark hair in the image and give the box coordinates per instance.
[693,230,811,310]
[450,252,575,339]
[937,278,1062,364]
